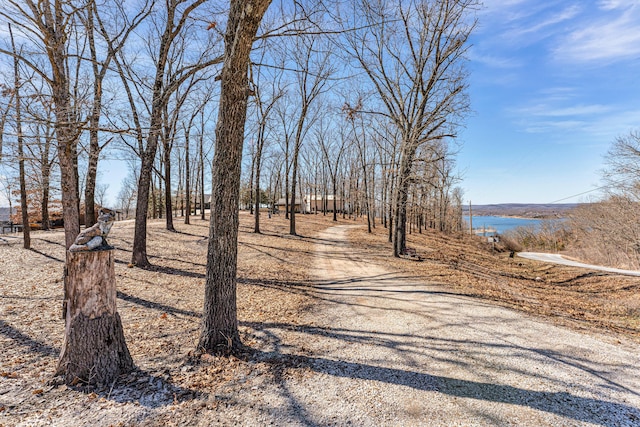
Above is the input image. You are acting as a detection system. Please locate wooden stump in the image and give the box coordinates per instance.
[56,249,133,386]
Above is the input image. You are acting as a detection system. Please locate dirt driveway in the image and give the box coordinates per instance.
[283,225,640,426]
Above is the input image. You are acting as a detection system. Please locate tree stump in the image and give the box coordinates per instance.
[56,249,133,386]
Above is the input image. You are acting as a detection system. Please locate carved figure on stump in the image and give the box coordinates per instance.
[56,208,133,387]
[69,208,116,252]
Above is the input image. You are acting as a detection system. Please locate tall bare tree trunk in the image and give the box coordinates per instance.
[184,129,191,225]
[39,1,82,250]
[254,165,261,232]
[41,169,51,230]
[131,0,211,266]
[289,140,301,235]
[254,142,264,233]
[252,83,281,233]
[199,126,206,220]
[10,24,30,249]
[393,149,413,257]
[85,8,101,228]
[248,142,255,214]
[132,104,163,266]
[163,131,176,231]
[198,0,271,354]
[39,123,55,231]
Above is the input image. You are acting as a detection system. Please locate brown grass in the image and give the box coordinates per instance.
[348,222,640,341]
[0,212,337,423]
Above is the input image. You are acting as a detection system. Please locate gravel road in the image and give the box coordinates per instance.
[271,225,640,426]
[518,252,640,277]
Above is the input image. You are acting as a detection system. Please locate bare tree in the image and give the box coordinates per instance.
[182,92,212,224]
[82,0,152,226]
[567,197,640,269]
[161,77,196,232]
[563,129,640,269]
[317,115,348,221]
[128,0,222,267]
[343,98,373,233]
[9,24,31,248]
[345,0,475,256]
[117,169,138,219]
[603,131,640,197]
[25,113,57,231]
[252,64,284,233]
[0,0,84,248]
[198,0,272,354]
[274,91,295,219]
[0,85,14,162]
[287,34,334,235]
[197,103,210,221]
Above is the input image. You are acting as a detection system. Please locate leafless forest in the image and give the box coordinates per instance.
[0,0,472,247]
[1,0,639,393]
[0,0,479,385]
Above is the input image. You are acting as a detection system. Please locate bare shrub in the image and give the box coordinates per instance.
[566,197,640,269]
[503,220,569,253]
[498,234,523,253]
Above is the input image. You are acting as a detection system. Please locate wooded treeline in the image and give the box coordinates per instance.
[0,0,477,379]
[0,0,473,255]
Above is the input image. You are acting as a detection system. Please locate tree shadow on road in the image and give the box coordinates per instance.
[241,318,640,427]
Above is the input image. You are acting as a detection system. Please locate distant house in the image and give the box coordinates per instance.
[306,194,343,213]
[0,207,13,222]
[276,198,304,213]
[276,195,343,214]
[184,193,210,213]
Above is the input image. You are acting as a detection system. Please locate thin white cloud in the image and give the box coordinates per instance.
[475,0,542,34]
[586,109,640,136]
[537,87,578,102]
[468,49,522,69]
[505,4,581,38]
[522,119,586,133]
[478,0,530,17]
[516,106,640,140]
[555,4,640,62]
[598,0,640,11]
[509,87,640,140]
[519,103,612,117]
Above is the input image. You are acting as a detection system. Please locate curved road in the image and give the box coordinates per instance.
[518,252,640,277]
[282,225,640,426]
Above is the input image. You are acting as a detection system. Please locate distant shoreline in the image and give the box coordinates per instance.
[463,203,577,219]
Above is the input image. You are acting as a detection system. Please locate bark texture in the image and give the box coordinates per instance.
[198,0,271,353]
[56,250,133,386]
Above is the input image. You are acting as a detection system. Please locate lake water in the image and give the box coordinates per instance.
[463,215,543,235]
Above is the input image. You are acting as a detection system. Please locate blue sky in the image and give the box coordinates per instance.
[2,1,639,208]
[457,0,640,204]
